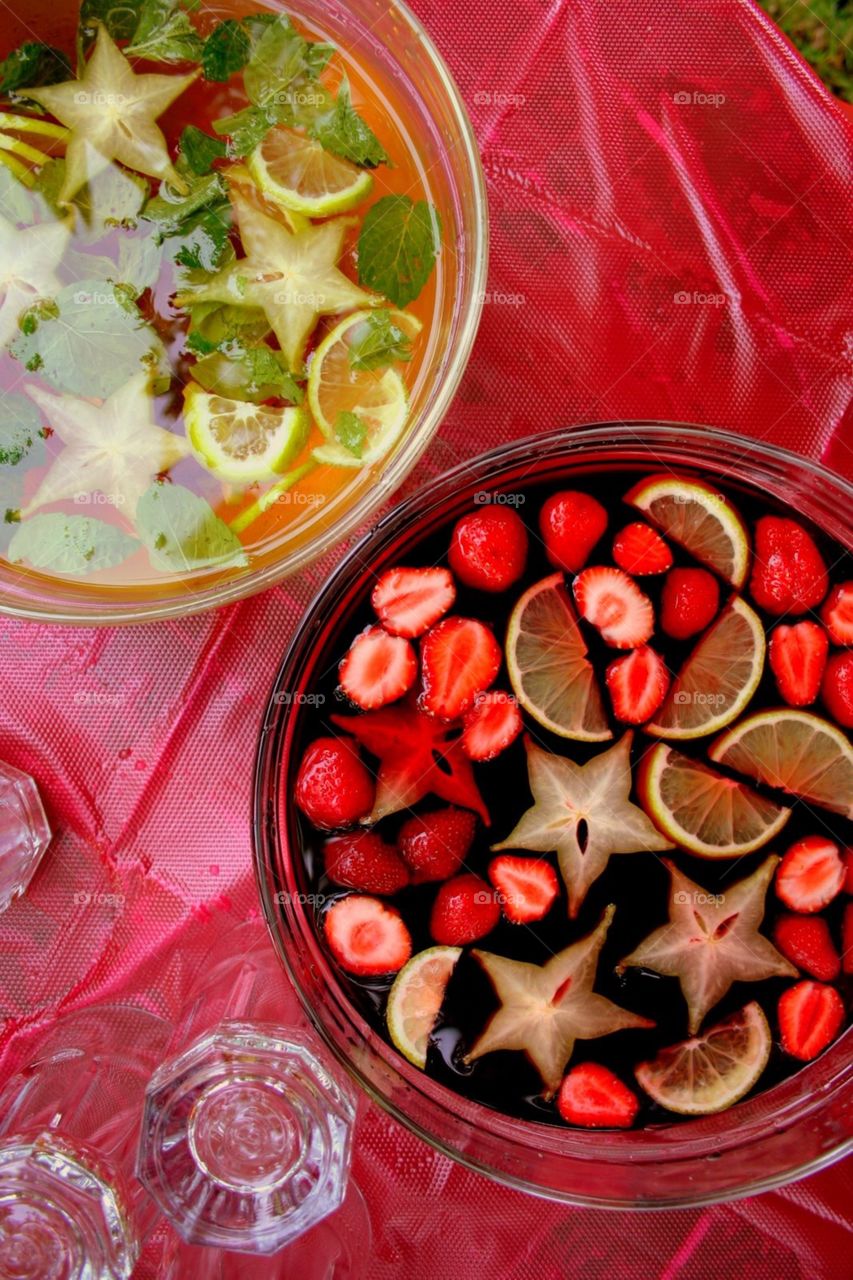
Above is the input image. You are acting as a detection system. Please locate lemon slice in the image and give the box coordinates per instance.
[248,125,373,217]
[635,1002,771,1115]
[308,310,413,468]
[224,162,309,233]
[647,597,765,739]
[387,946,461,1069]
[626,474,750,588]
[184,383,309,484]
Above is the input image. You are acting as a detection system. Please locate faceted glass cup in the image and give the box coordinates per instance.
[0,761,51,914]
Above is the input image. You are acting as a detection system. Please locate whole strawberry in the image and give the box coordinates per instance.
[539,491,608,573]
[324,831,410,895]
[398,807,477,883]
[449,506,528,592]
[295,737,375,829]
[430,874,499,944]
[750,517,828,615]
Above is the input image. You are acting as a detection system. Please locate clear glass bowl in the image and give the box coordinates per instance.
[254,422,853,1209]
[0,0,487,625]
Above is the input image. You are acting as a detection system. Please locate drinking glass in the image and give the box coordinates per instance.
[0,761,51,914]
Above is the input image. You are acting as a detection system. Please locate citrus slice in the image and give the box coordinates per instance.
[225,162,309,233]
[184,383,309,484]
[635,1002,771,1115]
[637,742,790,857]
[647,597,765,739]
[308,310,412,468]
[709,709,853,820]
[248,125,373,217]
[625,474,750,588]
[387,945,461,1068]
[506,573,612,742]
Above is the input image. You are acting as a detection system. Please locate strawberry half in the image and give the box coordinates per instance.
[750,517,828,616]
[324,831,410,896]
[773,914,841,982]
[398,807,477,883]
[488,854,559,923]
[557,1063,639,1129]
[778,980,844,1061]
[539,491,608,574]
[822,650,853,728]
[339,626,417,710]
[843,904,853,975]
[605,646,669,724]
[768,621,828,707]
[419,617,502,720]
[324,895,412,976]
[660,567,720,640]
[371,566,456,638]
[430,873,500,944]
[776,836,845,913]
[295,736,375,830]
[821,581,853,646]
[612,523,673,576]
[573,566,654,649]
[448,506,528,593]
[462,690,523,761]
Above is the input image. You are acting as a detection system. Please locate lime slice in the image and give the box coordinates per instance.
[635,1002,771,1115]
[626,474,750,588]
[308,310,412,468]
[225,162,309,233]
[710,709,853,820]
[184,383,309,484]
[638,742,790,857]
[248,125,373,217]
[387,945,461,1069]
[506,573,612,742]
[647,597,765,739]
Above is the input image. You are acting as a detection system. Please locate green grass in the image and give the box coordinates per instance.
[757,0,852,100]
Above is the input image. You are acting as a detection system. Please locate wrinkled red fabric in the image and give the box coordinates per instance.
[0,1,851,1276]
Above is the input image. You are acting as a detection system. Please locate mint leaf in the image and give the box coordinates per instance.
[358,196,441,308]
[348,311,413,372]
[126,0,203,64]
[212,106,270,159]
[0,43,71,95]
[79,1,144,47]
[311,78,388,168]
[179,125,227,176]
[202,19,251,81]
[172,205,233,272]
[0,395,45,467]
[8,514,139,576]
[192,344,304,405]
[335,411,368,459]
[186,299,270,349]
[137,483,248,572]
[143,171,227,234]
[243,16,333,116]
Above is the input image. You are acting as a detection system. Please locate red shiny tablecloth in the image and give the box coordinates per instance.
[1,0,852,1275]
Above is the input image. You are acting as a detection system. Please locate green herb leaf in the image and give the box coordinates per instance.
[126,0,204,64]
[0,43,72,95]
[79,1,145,48]
[186,299,270,349]
[335,410,368,458]
[143,170,227,234]
[8,514,139,576]
[179,125,227,176]
[172,204,233,272]
[244,15,334,116]
[0,394,45,467]
[310,78,388,168]
[212,106,270,159]
[136,482,248,572]
[191,343,304,404]
[358,195,441,308]
[348,311,413,371]
[202,19,251,82]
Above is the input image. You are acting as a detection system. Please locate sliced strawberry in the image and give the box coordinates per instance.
[448,506,528,593]
[295,736,375,830]
[488,854,559,923]
[822,650,853,728]
[371,566,456,638]
[750,517,828,616]
[776,836,845,913]
[660,567,720,640]
[843,904,853,975]
[612,523,673,576]
[821,581,853,646]
[778,980,844,1061]
[324,895,412,976]
[773,914,841,982]
[324,831,410,895]
[398,807,477,883]
[539,491,608,573]
[605,646,669,724]
[430,874,500,945]
[557,1063,639,1129]
[573,566,654,649]
[339,626,417,710]
[768,621,829,707]
[419,617,502,720]
[462,690,523,761]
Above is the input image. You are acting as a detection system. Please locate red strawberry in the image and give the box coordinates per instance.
[488,855,559,923]
[822,650,853,728]
[768,621,829,707]
[821,581,853,646]
[660,567,720,640]
[605,645,669,724]
[776,836,845,913]
[612,523,673,576]
[773,915,841,982]
[324,895,412,976]
[557,1063,639,1129]
[462,690,523,761]
[295,737,375,830]
[573,566,654,649]
[750,517,828,616]
[778,980,844,1061]
[843,903,853,975]
[398,807,477,883]
[430,874,500,944]
[448,506,528,592]
[339,627,417,710]
[324,831,410,895]
[539,491,608,573]
[419,617,502,720]
[372,566,456,638]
